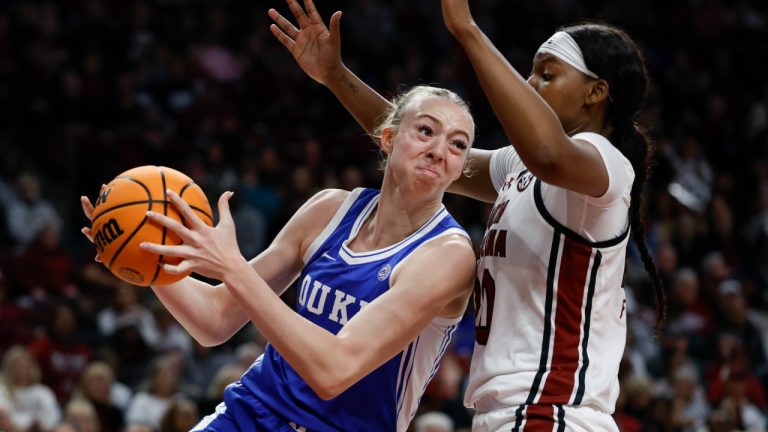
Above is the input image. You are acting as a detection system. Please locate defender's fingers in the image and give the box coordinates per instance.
[166,189,206,230]
[269,8,300,39]
[270,24,296,51]
[329,11,342,43]
[285,0,310,28]
[81,196,95,220]
[303,0,324,24]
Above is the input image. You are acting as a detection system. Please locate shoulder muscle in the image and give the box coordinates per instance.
[277,188,350,256]
[392,233,476,306]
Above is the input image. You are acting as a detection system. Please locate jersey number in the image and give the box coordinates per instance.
[473,269,496,345]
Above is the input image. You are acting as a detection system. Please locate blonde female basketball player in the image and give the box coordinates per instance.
[268,0,666,430]
[82,85,477,431]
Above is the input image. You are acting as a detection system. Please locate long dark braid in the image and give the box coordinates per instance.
[565,23,667,332]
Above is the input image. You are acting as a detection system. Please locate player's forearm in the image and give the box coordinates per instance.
[223,258,352,399]
[324,65,392,135]
[151,277,247,346]
[453,25,568,172]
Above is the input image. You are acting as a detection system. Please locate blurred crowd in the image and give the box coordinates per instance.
[0,0,767,431]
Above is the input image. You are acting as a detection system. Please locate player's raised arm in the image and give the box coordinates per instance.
[441,0,611,197]
[268,0,390,134]
[269,0,497,202]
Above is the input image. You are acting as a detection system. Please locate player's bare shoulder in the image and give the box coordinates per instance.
[300,188,350,221]
[288,188,351,253]
[420,232,476,273]
[392,230,475,290]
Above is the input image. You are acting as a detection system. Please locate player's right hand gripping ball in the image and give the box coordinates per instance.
[91,166,213,286]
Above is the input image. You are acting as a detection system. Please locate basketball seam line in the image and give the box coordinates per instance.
[149,166,168,286]
[108,214,150,277]
[92,200,213,224]
[92,201,152,224]
[179,181,214,224]
[115,176,153,200]
[106,176,152,285]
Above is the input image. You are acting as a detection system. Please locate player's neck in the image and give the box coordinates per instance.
[348,190,442,253]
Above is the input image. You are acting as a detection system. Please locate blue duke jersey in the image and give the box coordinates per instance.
[232,188,468,431]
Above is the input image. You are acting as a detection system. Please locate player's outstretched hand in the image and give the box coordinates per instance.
[269,0,343,86]
[80,185,106,263]
[140,190,243,282]
[441,0,476,37]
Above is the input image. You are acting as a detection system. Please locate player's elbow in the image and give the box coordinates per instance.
[192,333,227,348]
[306,355,361,400]
[523,145,571,184]
[312,384,343,401]
[519,131,572,176]
[302,338,364,400]
[525,159,561,185]
[190,324,234,348]
[308,370,353,401]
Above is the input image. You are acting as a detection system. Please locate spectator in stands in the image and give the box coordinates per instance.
[72,361,125,432]
[144,301,192,356]
[0,269,33,355]
[712,279,767,378]
[159,397,199,432]
[5,173,62,250]
[27,304,92,404]
[97,283,154,342]
[125,355,182,429]
[11,224,79,302]
[0,345,61,431]
[414,411,454,432]
[668,363,710,432]
[63,398,100,432]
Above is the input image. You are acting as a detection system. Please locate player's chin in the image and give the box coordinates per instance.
[411,177,450,196]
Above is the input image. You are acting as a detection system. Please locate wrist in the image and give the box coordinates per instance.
[325,63,353,91]
[222,255,251,286]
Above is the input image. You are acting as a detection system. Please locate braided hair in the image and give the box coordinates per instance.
[565,23,667,332]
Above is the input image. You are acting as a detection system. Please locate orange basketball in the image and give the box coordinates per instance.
[91,166,213,287]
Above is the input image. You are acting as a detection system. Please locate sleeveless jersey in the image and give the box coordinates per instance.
[234,188,468,432]
[465,133,632,428]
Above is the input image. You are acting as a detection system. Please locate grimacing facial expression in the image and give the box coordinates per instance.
[384,97,474,194]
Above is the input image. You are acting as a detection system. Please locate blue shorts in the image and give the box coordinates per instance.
[192,384,305,432]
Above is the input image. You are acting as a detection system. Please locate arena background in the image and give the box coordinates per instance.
[1,0,767,431]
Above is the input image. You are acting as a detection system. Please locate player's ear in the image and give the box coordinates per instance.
[380,127,395,155]
[586,79,610,106]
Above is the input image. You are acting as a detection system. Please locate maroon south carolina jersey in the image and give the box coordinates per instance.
[465,132,634,424]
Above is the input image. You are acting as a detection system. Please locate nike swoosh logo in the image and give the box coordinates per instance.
[321,252,336,261]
